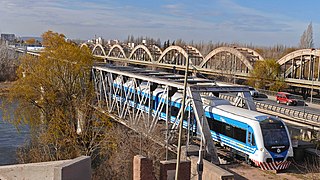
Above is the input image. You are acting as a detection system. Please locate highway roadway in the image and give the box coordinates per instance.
[254,95,320,116]
[222,92,320,127]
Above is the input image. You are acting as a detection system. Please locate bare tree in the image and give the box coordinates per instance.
[92,123,168,179]
[0,42,19,81]
[299,22,314,49]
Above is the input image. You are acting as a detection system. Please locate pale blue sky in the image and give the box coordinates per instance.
[0,0,319,46]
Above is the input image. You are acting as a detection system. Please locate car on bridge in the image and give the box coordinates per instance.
[249,87,259,98]
[276,92,297,106]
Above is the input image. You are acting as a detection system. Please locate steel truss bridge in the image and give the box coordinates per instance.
[82,43,320,93]
[92,63,258,164]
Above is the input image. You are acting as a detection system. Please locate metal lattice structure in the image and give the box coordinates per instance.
[92,63,256,163]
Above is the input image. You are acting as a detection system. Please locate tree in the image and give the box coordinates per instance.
[25,38,36,45]
[0,42,19,81]
[299,22,314,49]
[248,59,287,91]
[156,38,161,47]
[3,31,113,166]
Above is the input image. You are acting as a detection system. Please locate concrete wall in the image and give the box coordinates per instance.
[0,156,91,180]
[160,159,191,180]
[189,156,234,180]
[54,156,91,180]
[133,154,233,180]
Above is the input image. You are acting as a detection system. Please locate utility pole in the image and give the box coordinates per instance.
[175,53,190,180]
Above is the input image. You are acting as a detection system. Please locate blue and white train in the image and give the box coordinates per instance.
[112,80,293,171]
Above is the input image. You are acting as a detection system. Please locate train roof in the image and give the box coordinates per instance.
[200,96,268,122]
[210,104,270,122]
[202,96,232,106]
[171,93,270,122]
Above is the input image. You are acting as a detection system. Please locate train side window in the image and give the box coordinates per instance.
[248,132,252,144]
[144,97,149,106]
[171,106,179,117]
[225,125,233,138]
[234,127,246,143]
[214,120,225,134]
[161,105,167,113]
[211,118,218,131]
[189,112,195,125]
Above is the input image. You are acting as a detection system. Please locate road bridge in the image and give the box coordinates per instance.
[83,43,320,99]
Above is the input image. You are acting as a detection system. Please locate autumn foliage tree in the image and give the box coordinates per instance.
[3,31,113,165]
[248,59,287,91]
[25,38,36,45]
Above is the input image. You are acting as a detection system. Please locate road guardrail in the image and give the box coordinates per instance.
[219,94,320,127]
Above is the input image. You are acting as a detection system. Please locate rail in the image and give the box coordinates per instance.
[219,94,320,128]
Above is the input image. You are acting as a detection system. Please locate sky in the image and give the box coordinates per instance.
[0,0,320,47]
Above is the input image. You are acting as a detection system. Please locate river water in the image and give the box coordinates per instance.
[0,99,29,165]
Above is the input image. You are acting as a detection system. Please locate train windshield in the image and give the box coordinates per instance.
[260,117,290,147]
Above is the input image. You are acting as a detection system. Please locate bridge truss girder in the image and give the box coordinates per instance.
[92,64,256,164]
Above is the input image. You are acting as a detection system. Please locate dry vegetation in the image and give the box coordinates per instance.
[0,41,19,82]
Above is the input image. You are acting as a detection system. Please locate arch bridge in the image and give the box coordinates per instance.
[90,43,264,79]
[87,43,320,98]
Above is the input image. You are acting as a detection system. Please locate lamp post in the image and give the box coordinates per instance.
[175,53,189,180]
[310,49,316,104]
[310,77,314,104]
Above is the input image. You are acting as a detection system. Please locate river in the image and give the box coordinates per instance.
[0,99,29,165]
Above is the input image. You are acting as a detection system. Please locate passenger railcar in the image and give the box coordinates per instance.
[111,80,293,170]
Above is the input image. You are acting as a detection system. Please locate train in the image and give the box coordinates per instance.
[111,79,293,171]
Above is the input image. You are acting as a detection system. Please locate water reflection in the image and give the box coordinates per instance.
[0,99,29,165]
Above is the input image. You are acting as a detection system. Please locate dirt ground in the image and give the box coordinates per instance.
[221,162,320,180]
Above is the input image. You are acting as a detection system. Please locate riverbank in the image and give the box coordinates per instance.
[0,95,30,165]
[0,81,13,96]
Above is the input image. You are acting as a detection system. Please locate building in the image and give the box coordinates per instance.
[1,34,15,42]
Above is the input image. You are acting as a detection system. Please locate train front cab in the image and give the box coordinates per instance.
[252,116,293,170]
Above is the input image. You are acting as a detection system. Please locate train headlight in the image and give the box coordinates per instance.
[260,148,264,152]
